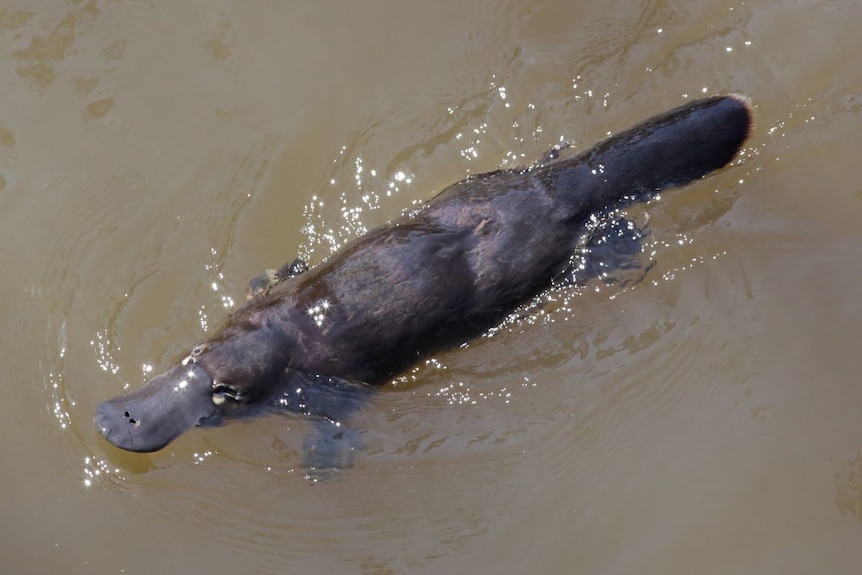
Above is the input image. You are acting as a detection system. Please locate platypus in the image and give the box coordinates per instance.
[95,95,752,458]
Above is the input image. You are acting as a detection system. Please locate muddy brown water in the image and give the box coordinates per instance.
[2,0,862,573]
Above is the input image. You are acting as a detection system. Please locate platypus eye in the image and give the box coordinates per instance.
[212,382,247,405]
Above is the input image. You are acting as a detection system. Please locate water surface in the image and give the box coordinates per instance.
[1,1,861,573]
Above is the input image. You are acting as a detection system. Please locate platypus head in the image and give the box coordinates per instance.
[94,363,223,453]
[95,326,291,453]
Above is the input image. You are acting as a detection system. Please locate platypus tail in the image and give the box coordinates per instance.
[542,94,753,218]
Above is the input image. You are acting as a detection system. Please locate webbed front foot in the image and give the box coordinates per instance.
[302,420,364,471]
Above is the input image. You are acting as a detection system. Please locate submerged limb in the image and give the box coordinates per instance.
[560,213,653,287]
[273,371,375,469]
[302,419,363,470]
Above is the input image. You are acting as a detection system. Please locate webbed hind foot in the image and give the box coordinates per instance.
[562,215,653,287]
[246,257,309,299]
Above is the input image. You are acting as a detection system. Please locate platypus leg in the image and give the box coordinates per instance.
[537,141,572,166]
[554,213,652,288]
[302,420,364,472]
[272,371,375,470]
[246,257,310,299]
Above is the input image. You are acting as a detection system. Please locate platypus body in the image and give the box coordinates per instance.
[95,95,752,458]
